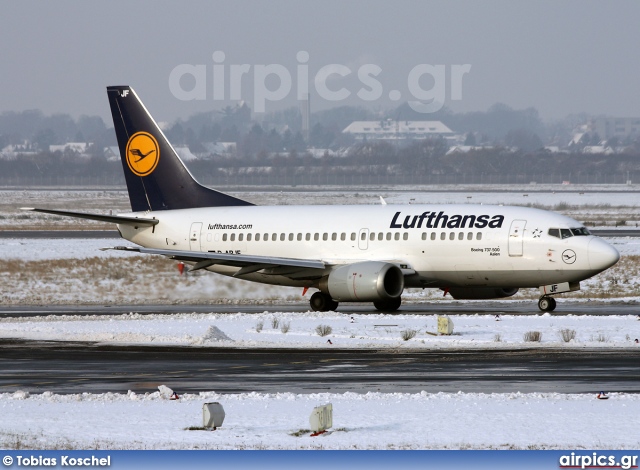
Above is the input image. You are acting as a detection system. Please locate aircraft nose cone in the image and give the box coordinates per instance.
[588,238,620,271]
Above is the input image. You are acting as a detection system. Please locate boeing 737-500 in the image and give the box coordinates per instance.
[23,86,620,312]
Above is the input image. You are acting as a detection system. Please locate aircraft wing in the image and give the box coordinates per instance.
[108,246,326,279]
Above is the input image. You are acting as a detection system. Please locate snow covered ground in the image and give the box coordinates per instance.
[2,390,639,449]
[1,309,640,349]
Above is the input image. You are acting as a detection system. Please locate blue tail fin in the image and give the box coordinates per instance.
[107,86,252,212]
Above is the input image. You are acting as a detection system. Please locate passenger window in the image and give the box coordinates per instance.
[314,233,319,241]
[421,232,427,241]
[306,233,311,241]
[341,233,346,241]
[403,233,408,241]
[264,233,268,241]
[548,228,560,239]
[476,232,482,240]
[440,232,446,240]
[280,233,286,241]
[332,233,337,241]
[378,232,383,241]
[395,233,400,241]
[223,234,227,242]
[297,233,302,241]
[256,233,261,241]
[560,229,572,239]
[361,232,366,241]
[467,232,473,240]
[247,234,252,241]
[351,233,356,241]
[370,232,375,241]
[386,232,391,241]
[458,232,464,240]
[272,233,277,241]
[449,232,455,240]
[230,234,236,242]
[323,233,328,241]
[288,233,294,241]
[238,234,244,241]
[431,233,436,240]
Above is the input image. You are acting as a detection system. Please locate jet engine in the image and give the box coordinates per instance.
[320,261,404,302]
[447,287,519,300]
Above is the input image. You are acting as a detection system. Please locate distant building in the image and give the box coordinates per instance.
[103,146,121,161]
[49,142,89,155]
[445,145,494,155]
[591,117,640,140]
[199,142,237,157]
[173,145,197,161]
[0,142,37,160]
[343,120,454,141]
[582,145,614,155]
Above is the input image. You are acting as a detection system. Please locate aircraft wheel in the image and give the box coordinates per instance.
[310,292,338,312]
[373,296,402,312]
[538,296,556,312]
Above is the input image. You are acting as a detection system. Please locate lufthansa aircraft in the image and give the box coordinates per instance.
[24,86,620,312]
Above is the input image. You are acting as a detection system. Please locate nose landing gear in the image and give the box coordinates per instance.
[538,296,556,312]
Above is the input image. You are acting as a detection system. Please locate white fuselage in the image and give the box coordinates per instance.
[117,204,619,290]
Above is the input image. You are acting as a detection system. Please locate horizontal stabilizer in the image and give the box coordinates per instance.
[21,208,158,227]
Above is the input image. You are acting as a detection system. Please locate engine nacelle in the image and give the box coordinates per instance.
[322,261,404,302]
[447,287,519,300]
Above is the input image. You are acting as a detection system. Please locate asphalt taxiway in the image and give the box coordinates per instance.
[1,339,639,395]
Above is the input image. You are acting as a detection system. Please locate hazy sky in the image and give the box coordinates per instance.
[1,1,638,123]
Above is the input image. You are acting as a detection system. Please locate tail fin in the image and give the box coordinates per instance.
[107,86,252,212]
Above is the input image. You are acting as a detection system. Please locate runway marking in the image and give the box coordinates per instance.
[230,365,249,369]
[69,378,90,382]
[289,361,310,364]
[0,384,21,388]
[34,382,55,385]
[262,363,280,366]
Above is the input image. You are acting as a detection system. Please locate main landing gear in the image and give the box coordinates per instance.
[538,296,556,312]
[309,293,403,312]
[310,292,339,312]
[373,297,402,312]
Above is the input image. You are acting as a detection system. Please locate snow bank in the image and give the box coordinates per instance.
[1,311,639,349]
[0,390,638,450]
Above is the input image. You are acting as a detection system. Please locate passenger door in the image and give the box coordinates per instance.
[189,222,203,251]
[508,219,526,257]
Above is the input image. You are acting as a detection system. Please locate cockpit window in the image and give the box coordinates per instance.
[548,227,590,239]
[571,227,591,236]
[560,229,572,239]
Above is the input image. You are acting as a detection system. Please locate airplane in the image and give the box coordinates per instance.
[23,86,620,313]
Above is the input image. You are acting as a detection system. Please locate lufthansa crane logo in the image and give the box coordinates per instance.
[126,132,160,177]
[562,249,577,264]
